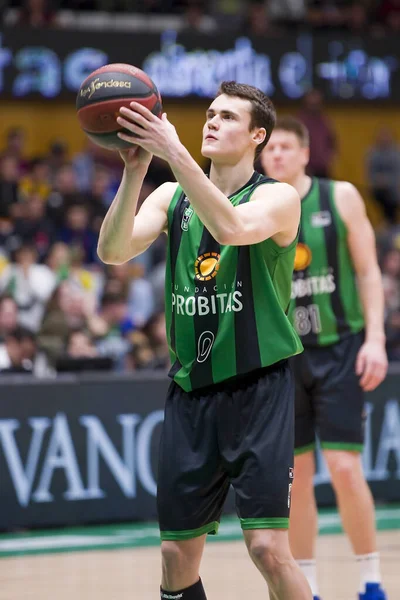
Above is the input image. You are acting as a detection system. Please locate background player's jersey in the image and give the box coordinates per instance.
[164,171,303,392]
[288,178,364,347]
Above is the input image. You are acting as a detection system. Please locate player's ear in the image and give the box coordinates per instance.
[253,127,266,146]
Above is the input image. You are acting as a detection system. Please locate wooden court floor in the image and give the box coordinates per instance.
[0,531,398,600]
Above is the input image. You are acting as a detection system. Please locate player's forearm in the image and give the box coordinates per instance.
[168,144,241,244]
[97,166,147,264]
[357,266,386,342]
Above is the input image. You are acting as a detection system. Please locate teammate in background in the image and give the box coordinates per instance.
[261,116,388,600]
[97,83,312,600]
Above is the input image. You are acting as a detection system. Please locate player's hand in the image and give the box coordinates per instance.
[116,102,181,162]
[355,339,388,392]
[118,144,152,172]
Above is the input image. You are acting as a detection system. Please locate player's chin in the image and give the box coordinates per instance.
[201,143,219,159]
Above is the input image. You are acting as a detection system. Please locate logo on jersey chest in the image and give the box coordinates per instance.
[294,243,312,271]
[181,201,194,231]
[195,252,221,281]
[311,211,331,227]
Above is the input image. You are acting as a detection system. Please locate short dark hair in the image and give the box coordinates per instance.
[216,81,276,160]
[274,116,310,147]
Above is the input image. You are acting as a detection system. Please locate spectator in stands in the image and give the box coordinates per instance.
[101,263,155,328]
[14,192,56,261]
[142,311,169,370]
[241,0,278,35]
[47,139,69,184]
[57,203,98,264]
[0,155,20,219]
[96,292,133,369]
[39,280,106,362]
[66,329,99,358]
[19,157,51,202]
[19,326,53,377]
[15,0,58,27]
[298,89,338,178]
[85,165,113,230]
[182,0,217,32]
[0,327,27,373]
[47,163,86,227]
[0,244,56,332]
[366,127,400,224]
[45,242,71,283]
[0,296,18,341]
[378,0,400,32]
[1,127,28,175]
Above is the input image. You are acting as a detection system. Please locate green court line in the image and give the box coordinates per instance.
[0,506,399,558]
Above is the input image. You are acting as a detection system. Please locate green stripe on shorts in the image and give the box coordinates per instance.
[321,442,364,453]
[240,518,289,530]
[294,443,316,456]
[160,521,219,541]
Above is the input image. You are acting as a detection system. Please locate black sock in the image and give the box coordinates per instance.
[160,578,207,599]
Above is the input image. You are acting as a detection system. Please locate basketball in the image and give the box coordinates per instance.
[76,63,162,151]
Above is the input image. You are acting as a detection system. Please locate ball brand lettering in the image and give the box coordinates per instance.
[80,77,132,99]
[172,291,243,316]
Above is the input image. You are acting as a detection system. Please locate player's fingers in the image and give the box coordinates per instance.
[119,107,149,129]
[116,116,145,138]
[363,365,387,392]
[355,350,365,376]
[360,360,381,390]
[117,132,143,146]
[359,358,375,388]
[129,101,155,119]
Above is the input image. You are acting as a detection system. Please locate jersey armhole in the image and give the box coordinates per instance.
[166,185,183,230]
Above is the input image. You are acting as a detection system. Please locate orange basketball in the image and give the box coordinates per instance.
[76,63,162,151]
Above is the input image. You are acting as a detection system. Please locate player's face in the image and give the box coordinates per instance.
[201,95,263,164]
[261,130,309,183]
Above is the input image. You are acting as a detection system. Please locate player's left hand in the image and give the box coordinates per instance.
[355,339,388,392]
[116,102,181,162]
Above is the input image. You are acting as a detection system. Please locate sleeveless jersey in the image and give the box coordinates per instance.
[164,172,303,392]
[289,178,364,347]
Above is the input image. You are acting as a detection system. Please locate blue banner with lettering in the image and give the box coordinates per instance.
[0,27,398,102]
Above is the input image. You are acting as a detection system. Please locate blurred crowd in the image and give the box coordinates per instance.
[2,0,400,36]
[1,89,400,376]
[0,128,171,376]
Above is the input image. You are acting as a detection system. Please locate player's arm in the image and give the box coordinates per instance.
[116,104,299,245]
[169,146,299,245]
[335,181,388,390]
[97,148,175,265]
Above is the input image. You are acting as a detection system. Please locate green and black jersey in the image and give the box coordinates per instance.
[164,172,303,392]
[288,178,364,347]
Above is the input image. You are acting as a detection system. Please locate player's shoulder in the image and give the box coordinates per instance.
[253,180,300,204]
[148,181,179,207]
[332,180,366,222]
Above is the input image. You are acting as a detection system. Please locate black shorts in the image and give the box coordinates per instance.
[290,331,365,455]
[157,361,295,541]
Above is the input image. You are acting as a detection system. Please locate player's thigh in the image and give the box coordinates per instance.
[224,362,295,528]
[290,353,316,453]
[157,382,230,539]
[315,333,365,451]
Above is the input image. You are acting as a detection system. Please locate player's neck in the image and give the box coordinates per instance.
[209,162,255,197]
[287,173,312,200]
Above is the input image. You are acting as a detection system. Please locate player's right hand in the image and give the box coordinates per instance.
[119,145,152,171]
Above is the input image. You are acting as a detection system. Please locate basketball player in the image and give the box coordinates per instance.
[261,117,388,600]
[97,82,312,600]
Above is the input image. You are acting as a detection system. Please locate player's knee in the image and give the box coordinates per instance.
[326,452,363,492]
[161,540,200,574]
[161,541,187,573]
[247,532,290,578]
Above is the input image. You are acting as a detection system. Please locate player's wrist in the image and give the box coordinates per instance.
[365,331,386,344]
